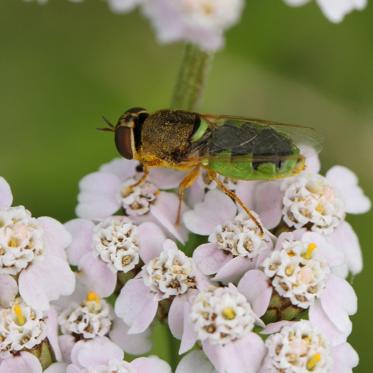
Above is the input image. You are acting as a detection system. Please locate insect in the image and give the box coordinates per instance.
[100,107,321,234]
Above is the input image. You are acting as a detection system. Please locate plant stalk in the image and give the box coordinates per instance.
[171,43,213,111]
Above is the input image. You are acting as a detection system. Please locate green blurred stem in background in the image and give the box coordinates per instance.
[166,43,214,369]
[171,44,213,111]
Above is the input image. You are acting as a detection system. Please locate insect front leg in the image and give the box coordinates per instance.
[128,163,150,189]
[206,169,265,237]
[176,166,201,225]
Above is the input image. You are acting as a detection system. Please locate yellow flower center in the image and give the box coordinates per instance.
[307,353,321,371]
[13,304,26,326]
[222,307,236,320]
[303,243,317,260]
[86,291,100,304]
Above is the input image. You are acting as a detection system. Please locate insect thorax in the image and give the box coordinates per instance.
[140,110,199,164]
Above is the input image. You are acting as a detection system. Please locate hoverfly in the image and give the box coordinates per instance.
[100,107,321,235]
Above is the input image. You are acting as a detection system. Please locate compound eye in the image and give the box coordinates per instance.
[115,126,133,159]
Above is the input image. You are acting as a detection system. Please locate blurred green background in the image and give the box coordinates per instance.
[1,0,372,371]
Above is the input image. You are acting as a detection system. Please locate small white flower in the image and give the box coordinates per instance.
[191,285,256,345]
[93,217,140,273]
[59,292,113,339]
[143,245,196,300]
[0,206,44,275]
[209,212,270,259]
[89,360,136,373]
[282,173,345,234]
[265,320,332,372]
[0,300,47,358]
[120,178,159,216]
[283,0,367,23]
[263,238,330,309]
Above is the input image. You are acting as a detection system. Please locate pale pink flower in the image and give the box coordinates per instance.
[64,337,171,373]
[0,178,75,311]
[175,284,265,373]
[56,284,151,362]
[284,0,367,23]
[115,239,210,334]
[76,158,187,242]
[65,217,171,297]
[261,320,358,372]
[239,230,357,340]
[176,350,217,373]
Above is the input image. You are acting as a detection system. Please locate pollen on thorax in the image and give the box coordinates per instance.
[209,212,271,259]
[93,217,140,273]
[0,206,44,276]
[58,292,113,340]
[120,177,159,216]
[0,300,47,358]
[143,245,196,300]
[265,321,332,372]
[191,286,256,346]
[262,239,330,309]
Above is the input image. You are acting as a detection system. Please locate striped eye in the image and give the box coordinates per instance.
[115,126,133,159]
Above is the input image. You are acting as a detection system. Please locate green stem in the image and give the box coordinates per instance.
[171,44,213,111]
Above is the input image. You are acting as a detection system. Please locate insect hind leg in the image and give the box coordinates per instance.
[176,166,200,225]
[206,169,265,237]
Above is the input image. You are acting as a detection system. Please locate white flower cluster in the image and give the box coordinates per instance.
[59,293,113,339]
[93,217,140,273]
[143,245,196,300]
[0,300,47,359]
[191,285,256,345]
[265,321,332,372]
[263,239,330,308]
[0,206,44,275]
[282,173,345,234]
[209,212,270,258]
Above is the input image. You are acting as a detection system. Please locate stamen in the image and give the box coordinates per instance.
[304,243,317,259]
[13,304,25,326]
[86,291,100,303]
[307,353,321,371]
[222,307,236,320]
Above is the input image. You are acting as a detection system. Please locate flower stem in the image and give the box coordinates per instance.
[171,44,213,111]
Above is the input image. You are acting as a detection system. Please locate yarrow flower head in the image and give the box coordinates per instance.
[191,285,256,346]
[282,173,345,235]
[262,236,330,309]
[58,291,113,340]
[283,0,367,23]
[0,300,47,359]
[264,320,332,372]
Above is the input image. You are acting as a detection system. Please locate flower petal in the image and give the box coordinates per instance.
[59,335,76,364]
[64,219,95,266]
[0,274,18,307]
[214,257,254,284]
[193,243,231,276]
[309,302,347,346]
[168,295,186,339]
[71,337,123,368]
[78,253,117,297]
[237,270,272,317]
[0,352,42,373]
[326,165,371,214]
[331,342,359,373]
[0,176,13,209]
[149,168,186,189]
[203,333,265,373]
[138,222,166,263]
[176,350,217,373]
[328,221,363,275]
[19,255,75,310]
[38,217,71,259]
[151,192,188,243]
[115,278,158,334]
[76,172,122,219]
[99,158,138,180]
[316,0,367,23]
[253,182,283,229]
[47,307,62,362]
[183,190,237,236]
[109,317,152,355]
[44,363,68,373]
[179,295,198,354]
[131,356,171,373]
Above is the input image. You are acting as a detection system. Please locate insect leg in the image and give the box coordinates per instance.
[176,166,201,225]
[128,164,150,189]
[206,169,265,237]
